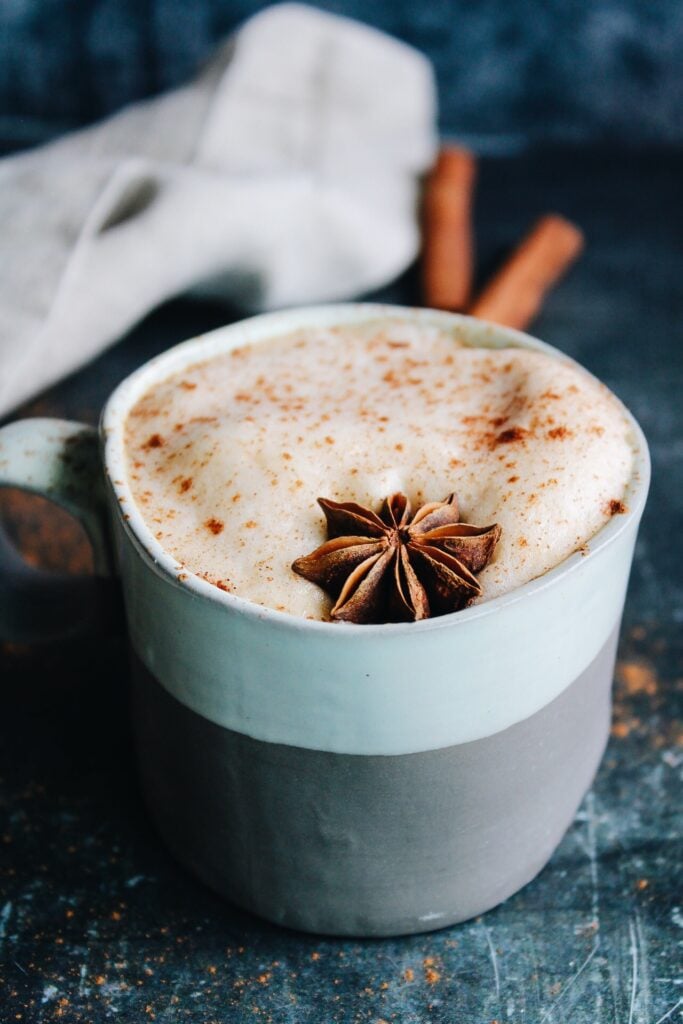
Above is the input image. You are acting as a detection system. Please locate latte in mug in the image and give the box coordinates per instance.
[126,316,634,620]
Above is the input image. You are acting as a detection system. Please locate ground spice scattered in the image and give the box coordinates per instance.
[204,518,224,535]
[494,426,529,445]
[142,433,164,449]
[616,660,658,695]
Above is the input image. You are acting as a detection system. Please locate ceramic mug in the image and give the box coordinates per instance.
[0,304,650,936]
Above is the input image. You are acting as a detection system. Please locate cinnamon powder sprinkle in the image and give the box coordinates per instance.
[179,477,193,493]
[204,518,224,535]
[616,660,658,695]
[423,957,441,984]
[547,425,572,440]
[607,498,628,515]
[495,426,529,446]
[142,433,164,449]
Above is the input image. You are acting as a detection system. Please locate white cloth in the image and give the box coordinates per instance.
[0,3,436,417]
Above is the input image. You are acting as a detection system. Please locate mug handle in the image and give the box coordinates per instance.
[0,418,116,644]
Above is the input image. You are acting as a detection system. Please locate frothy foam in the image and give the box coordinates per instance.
[124,318,635,619]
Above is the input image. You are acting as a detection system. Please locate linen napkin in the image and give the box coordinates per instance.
[0,3,436,417]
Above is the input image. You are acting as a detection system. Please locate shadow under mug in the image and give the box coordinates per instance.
[0,304,650,937]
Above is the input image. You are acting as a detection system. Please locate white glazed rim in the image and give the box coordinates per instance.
[102,303,650,635]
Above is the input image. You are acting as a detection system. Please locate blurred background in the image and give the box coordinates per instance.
[2,0,683,154]
[1,4,682,1024]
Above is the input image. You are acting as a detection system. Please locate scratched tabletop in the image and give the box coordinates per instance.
[1,146,682,1024]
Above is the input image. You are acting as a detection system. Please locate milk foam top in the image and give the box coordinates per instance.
[125,317,634,620]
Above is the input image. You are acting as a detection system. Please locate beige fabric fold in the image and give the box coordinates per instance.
[0,3,436,416]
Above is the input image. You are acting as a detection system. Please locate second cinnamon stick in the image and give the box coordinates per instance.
[469,214,584,331]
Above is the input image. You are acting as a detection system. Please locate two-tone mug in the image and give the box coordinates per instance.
[0,305,650,936]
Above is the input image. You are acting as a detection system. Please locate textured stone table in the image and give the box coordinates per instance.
[1,147,681,1023]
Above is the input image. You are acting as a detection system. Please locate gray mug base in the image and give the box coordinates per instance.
[132,627,617,937]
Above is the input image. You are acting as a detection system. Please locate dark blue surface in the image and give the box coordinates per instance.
[0,144,682,1023]
[2,1,683,151]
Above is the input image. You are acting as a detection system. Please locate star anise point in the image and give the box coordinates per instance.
[292,492,501,624]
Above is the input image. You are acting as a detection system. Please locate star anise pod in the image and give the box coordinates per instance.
[292,493,501,624]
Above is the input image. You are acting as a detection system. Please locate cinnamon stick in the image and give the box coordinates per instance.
[421,146,476,311]
[469,214,584,330]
